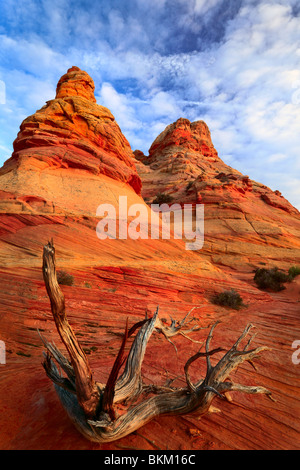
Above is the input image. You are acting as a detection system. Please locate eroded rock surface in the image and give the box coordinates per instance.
[0,70,299,451]
[135,118,300,271]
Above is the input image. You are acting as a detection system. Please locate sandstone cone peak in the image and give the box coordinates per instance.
[149,117,217,160]
[136,118,300,271]
[0,66,142,214]
[55,66,97,102]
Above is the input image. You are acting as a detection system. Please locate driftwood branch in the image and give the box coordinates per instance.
[42,240,100,419]
[40,240,273,443]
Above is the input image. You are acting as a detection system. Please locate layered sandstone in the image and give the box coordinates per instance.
[0,70,299,451]
[135,118,300,271]
[0,66,141,218]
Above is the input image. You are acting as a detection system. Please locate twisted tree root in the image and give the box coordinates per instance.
[40,240,273,443]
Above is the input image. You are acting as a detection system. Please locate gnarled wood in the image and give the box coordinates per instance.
[42,240,100,419]
[40,240,273,443]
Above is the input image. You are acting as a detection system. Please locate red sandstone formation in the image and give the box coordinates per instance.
[0,66,141,204]
[0,68,299,450]
[135,118,300,271]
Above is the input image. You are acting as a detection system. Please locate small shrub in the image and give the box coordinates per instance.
[288,265,300,281]
[186,180,194,191]
[254,267,288,291]
[16,351,31,357]
[211,289,244,310]
[152,192,174,205]
[57,270,74,286]
[83,346,98,355]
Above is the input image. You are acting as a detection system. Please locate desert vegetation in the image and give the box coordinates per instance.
[211,289,245,310]
[56,270,74,286]
[152,192,174,205]
[254,265,300,292]
[288,265,300,280]
[186,180,194,191]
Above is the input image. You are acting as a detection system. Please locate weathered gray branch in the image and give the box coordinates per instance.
[42,240,100,419]
[40,240,273,443]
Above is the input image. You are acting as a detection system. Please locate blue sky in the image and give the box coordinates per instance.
[0,0,299,209]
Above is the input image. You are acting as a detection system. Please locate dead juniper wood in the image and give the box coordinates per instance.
[40,240,273,443]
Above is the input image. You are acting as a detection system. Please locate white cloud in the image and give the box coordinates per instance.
[149,91,181,118]
[194,0,221,14]
[0,34,67,79]
[268,153,288,163]
[97,84,182,151]
[98,82,141,132]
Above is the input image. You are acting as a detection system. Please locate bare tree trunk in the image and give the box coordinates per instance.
[40,240,273,443]
[42,240,100,419]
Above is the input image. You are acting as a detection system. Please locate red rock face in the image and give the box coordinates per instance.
[56,66,97,102]
[1,66,141,195]
[0,70,300,451]
[148,118,218,159]
[135,118,300,271]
